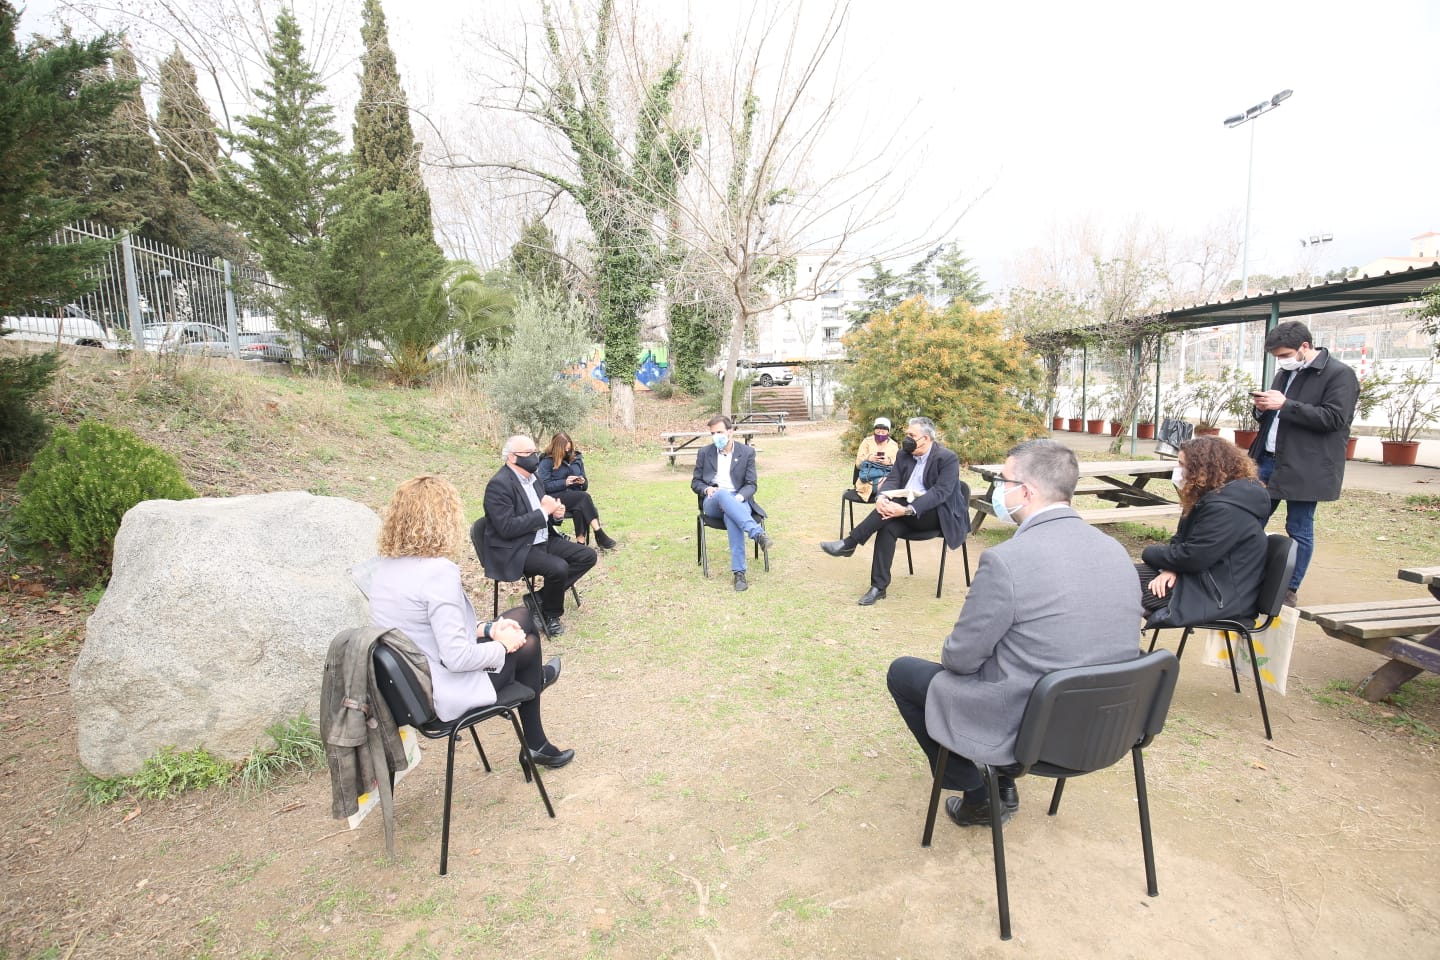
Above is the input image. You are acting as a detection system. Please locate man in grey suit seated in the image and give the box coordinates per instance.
[887,439,1142,828]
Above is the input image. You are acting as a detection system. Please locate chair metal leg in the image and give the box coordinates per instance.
[982,764,1012,941]
[961,540,971,587]
[570,585,582,608]
[1243,631,1275,740]
[1222,631,1241,692]
[847,500,855,538]
[935,544,946,599]
[468,727,490,772]
[921,747,948,847]
[440,731,459,876]
[698,517,710,578]
[904,539,914,575]
[839,497,847,540]
[508,710,555,818]
[525,581,551,640]
[492,581,500,620]
[1132,746,1159,896]
[1047,777,1066,816]
[1176,627,1193,660]
[1146,628,1160,653]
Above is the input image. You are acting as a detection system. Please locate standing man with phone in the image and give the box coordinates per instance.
[820,416,970,605]
[1248,321,1358,605]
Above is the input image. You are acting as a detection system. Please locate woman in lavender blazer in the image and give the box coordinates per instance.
[366,475,574,769]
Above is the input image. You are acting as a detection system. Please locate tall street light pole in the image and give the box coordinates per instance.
[1224,88,1292,367]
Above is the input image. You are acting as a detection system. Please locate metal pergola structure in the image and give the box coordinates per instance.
[1058,260,1440,454]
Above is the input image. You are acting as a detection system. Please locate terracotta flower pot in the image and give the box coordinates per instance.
[1109,421,1123,436]
[1233,429,1259,450]
[1381,440,1420,466]
[1052,417,1064,430]
[1137,422,1155,440]
[1194,426,1221,436]
[1086,418,1105,434]
[1067,418,1083,432]
[1345,436,1358,460]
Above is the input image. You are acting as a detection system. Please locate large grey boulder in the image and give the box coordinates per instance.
[74,491,379,776]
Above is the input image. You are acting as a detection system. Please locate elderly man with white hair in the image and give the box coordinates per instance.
[480,435,597,636]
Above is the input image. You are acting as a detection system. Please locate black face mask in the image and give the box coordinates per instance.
[514,453,541,473]
[901,437,918,454]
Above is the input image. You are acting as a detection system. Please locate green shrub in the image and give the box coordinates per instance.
[14,420,196,564]
[80,745,234,805]
[238,714,324,793]
[0,351,61,464]
[487,287,594,438]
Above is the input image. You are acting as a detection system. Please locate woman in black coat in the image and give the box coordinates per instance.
[535,433,617,550]
[1137,437,1270,627]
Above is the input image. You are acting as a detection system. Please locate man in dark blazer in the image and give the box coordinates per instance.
[1247,321,1358,605]
[887,439,1142,828]
[481,435,596,635]
[691,414,772,592]
[820,416,970,605]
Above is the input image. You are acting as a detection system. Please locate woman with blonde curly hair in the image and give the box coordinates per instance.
[367,475,573,769]
[1137,437,1270,627]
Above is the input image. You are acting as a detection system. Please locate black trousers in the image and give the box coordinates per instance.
[886,655,985,794]
[488,606,550,749]
[1134,563,1170,612]
[558,488,600,539]
[846,506,943,591]
[522,535,596,617]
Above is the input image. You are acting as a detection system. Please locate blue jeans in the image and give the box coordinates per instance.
[702,489,763,573]
[1256,452,1316,592]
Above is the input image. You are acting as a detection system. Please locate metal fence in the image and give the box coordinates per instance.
[48,221,288,359]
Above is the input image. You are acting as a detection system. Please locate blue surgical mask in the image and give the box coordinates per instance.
[712,432,728,450]
[991,480,1019,524]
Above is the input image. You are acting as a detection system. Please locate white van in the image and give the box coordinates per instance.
[2,306,121,350]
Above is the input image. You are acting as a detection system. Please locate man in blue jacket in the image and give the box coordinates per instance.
[1248,321,1358,605]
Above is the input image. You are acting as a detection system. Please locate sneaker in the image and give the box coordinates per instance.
[733,571,749,592]
[755,531,773,553]
[1283,589,1299,607]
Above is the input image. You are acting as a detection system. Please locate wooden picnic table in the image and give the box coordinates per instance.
[1297,566,1440,701]
[736,410,789,434]
[659,429,759,468]
[968,459,1180,531]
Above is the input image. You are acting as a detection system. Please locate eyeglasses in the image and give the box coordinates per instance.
[994,474,1025,487]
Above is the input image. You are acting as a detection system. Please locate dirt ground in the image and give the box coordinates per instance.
[3,423,1439,959]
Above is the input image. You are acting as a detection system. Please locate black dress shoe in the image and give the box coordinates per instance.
[857,586,886,606]
[756,532,773,553]
[998,783,1020,813]
[820,540,856,558]
[733,571,749,592]
[541,656,562,690]
[595,529,617,551]
[946,795,1014,828]
[521,744,575,769]
[543,617,564,637]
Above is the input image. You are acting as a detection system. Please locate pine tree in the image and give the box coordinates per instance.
[352,0,434,244]
[195,9,353,355]
[934,243,988,306]
[0,5,126,315]
[156,46,219,194]
[845,262,904,329]
[509,218,570,294]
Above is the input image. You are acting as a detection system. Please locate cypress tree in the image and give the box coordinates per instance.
[0,4,125,315]
[156,46,220,195]
[352,0,434,243]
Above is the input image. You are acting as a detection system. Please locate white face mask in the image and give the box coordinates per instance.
[1171,466,1185,487]
[1275,347,1307,372]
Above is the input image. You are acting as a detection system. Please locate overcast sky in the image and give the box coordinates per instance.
[20,0,1440,292]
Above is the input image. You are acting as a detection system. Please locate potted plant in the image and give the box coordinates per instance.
[1185,373,1227,435]
[1379,366,1439,465]
[1067,395,1084,432]
[1217,367,1259,449]
[1350,365,1393,460]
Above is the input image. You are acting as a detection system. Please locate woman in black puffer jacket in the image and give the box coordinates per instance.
[1137,437,1270,627]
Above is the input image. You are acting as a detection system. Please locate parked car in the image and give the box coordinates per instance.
[740,361,795,387]
[2,305,121,349]
[238,332,293,363]
[141,321,234,357]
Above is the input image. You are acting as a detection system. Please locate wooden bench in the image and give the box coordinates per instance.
[736,411,789,434]
[659,429,764,467]
[1298,590,1440,701]
[1070,503,1181,525]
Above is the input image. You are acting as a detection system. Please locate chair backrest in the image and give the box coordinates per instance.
[372,641,438,728]
[469,516,490,575]
[1255,534,1298,619]
[1011,650,1180,777]
[1154,418,1193,459]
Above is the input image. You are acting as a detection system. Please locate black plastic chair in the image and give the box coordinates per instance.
[371,643,555,876]
[845,480,973,596]
[1146,534,1296,740]
[921,649,1181,940]
[470,516,580,639]
[696,492,768,579]
[840,465,881,537]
